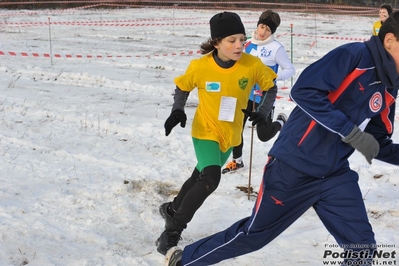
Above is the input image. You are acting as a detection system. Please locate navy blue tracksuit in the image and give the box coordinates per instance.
[180,36,399,265]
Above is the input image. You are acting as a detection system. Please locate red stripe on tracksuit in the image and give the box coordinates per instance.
[381,90,395,134]
[297,69,367,146]
[254,157,273,213]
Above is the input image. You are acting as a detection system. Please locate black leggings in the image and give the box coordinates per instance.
[170,165,221,228]
[256,107,282,142]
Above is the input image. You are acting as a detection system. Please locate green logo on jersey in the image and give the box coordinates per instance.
[239,77,249,90]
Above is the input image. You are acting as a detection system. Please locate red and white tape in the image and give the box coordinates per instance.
[0,21,209,27]
[0,50,202,59]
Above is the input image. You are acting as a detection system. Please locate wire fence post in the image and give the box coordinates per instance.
[314,13,317,49]
[248,99,256,200]
[173,4,178,35]
[48,17,53,66]
[290,23,294,87]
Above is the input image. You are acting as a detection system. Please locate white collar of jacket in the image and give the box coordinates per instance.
[250,30,275,45]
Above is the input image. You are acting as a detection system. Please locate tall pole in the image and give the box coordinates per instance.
[290,24,293,87]
[48,17,53,66]
[314,14,317,49]
[248,99,256,200]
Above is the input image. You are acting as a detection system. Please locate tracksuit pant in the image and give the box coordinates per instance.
[181,157,375,265]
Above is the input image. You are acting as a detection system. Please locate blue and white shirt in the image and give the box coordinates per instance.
[245,31,295,103]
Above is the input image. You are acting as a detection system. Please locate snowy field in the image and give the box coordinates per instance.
[0,7,397,266]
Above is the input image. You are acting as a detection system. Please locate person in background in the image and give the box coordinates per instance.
[222,10,295,174]
[165,10,399,266]
[372,4,392,36]
[155,11,277,256]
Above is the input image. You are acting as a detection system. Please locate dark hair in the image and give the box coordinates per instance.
[259,10,281,28]
[380,4,393,16]
[200,38,222,55]
[378,10,399,42]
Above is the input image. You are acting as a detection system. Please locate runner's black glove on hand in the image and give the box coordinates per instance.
[164,110,187,136]
[242,109,266,126]
[342,126,379,164]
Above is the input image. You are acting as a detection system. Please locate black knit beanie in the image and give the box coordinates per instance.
[381,4,393,16]
[210,12,246,39]
[257,19,277,34]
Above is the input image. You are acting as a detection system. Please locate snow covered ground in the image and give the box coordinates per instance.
[0,7,397,266]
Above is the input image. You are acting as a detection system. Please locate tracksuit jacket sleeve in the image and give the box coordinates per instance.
[289,46,356,138]
[374,134,399,165]
[366,103,399,165]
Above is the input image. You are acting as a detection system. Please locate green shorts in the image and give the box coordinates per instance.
[192,138,232,172]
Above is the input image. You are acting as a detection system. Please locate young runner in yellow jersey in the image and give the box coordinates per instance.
[372,4,392,36]
[156,11,277,256]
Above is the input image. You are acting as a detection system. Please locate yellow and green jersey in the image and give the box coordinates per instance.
[174,52,276,152]
[372,20,382,36]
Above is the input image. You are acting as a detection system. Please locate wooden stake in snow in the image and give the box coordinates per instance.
[48,17,53,66]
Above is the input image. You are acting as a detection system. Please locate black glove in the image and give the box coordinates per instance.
[342,126,379,164]
[242,109,266,126]
[164,110,187,136]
